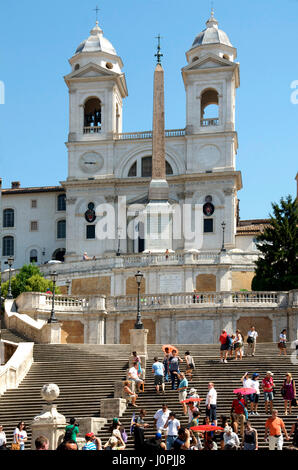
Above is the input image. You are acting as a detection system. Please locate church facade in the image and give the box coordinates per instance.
[1,13,261,293]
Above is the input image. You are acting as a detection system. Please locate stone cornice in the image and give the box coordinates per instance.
[61,170,242,190]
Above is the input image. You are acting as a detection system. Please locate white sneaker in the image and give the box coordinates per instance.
[224,359,227,363]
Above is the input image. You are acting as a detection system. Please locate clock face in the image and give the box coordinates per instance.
[79,152,103,174]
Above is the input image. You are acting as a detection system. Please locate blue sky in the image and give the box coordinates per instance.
[0,0,297,220]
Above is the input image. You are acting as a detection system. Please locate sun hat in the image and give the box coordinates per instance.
[189,388,197,394]
[266,371,274,376]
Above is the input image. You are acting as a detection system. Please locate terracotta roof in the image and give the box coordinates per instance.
[237,219,270,235]
[2,186,65,195]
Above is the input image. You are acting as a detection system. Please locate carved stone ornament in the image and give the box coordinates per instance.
[66,197,77,205]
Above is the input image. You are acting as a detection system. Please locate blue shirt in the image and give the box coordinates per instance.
[178,378,188,391]
[152,361,164,376]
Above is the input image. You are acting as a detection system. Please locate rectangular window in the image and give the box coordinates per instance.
[57,194,66,211]
[30,221,38,231]
[204,219,213,233]
[31,200,37,208]
[2,236,14,256]
[86,225,96,239]
[57,220,66,239]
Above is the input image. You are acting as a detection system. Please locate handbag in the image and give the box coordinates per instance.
[291,398,297,407]
[281,380,286,398]
[11,443,20,450]
[247,336,254,344]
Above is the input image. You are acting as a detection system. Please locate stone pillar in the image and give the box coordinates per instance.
[129,328,148,359]
[100,398,127,419]
[30,384,66,450]
[41,322,62,344]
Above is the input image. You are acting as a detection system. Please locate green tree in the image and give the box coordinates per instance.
[1,264,60,298]
[252,195,298,291]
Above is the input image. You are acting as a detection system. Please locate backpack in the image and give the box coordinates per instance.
[63,424,75,442]
[225,335,232,347]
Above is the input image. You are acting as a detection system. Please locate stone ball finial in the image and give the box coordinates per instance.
[41,384,60,403]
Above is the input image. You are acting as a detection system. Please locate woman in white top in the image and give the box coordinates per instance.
[278,329,287,356]
[234,330,243,361]
[13,421,27,450]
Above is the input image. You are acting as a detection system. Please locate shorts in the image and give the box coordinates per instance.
[206,404,217,422]
[278,342,286,349]
[179,390,187,402]
[220,344,229,351]
[247,394,255,403]
[154,375,164,386]
[187,363,194,370]
[264,391,273,401]
[131,377,143,384]
[234,342,242,350]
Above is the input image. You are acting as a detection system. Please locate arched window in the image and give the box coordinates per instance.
[201,89,219,127]
[57,194,66,211]
[57,220,66,239]
[128,157,173,178]
[52,248,65,262]
[3,208,14,227]
[128,161,137,177]
[2,236,14,256]
[84,97,101,134]
[30,249,38,263]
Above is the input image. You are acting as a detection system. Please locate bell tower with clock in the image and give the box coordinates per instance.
[64,20,128,180]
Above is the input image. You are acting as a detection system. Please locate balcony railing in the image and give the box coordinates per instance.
[200,118,219,127]
[114,128,186,141]
[107,291,288,311]
[83,126,101,134]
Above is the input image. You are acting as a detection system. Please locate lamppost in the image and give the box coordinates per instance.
[116,228,122,256]
[221,221,226,253]
[48,271,58,323]
[6,257,14,299]
[134,271,144,329]
[65,279,71,296]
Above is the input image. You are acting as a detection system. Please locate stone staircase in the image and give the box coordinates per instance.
[0,341,297,449]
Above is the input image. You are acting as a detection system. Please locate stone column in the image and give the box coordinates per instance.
[30,384,66,450]
[129,328,149,359]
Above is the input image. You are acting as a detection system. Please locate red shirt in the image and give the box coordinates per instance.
[262,377,274,392]
[219,333,227,345]
[232,398,246,414]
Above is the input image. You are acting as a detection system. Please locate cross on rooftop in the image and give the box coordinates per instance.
[93,5,100,22]
[155,34,163,64]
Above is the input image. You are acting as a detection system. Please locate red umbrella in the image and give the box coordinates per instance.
[233,387,255,395]
[180,397,204,404]
[190,425,224,432]
[162,344,179,354]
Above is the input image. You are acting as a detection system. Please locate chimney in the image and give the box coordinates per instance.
[11,181,20,189]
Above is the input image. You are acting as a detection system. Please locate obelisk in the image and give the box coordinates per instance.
[149,37,169,201]
[144,36,172,253]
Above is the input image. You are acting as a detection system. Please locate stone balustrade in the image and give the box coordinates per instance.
[114,128,186,140]
[107,291,292,311]
[2,251,260,282]
[0,342,34,395]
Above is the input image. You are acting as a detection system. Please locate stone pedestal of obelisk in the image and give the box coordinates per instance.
[144,60,173,253]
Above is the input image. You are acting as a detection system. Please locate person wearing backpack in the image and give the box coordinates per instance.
[231,393,248,440]
[64,418,79,443]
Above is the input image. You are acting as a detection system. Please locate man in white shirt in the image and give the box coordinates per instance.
[247,326,258,356]
[154,404,171,434]
[128,363,144,392]
[164,412,180,450]
[205,382,217,426]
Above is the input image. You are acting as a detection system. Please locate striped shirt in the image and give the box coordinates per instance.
[82,441,97,450]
